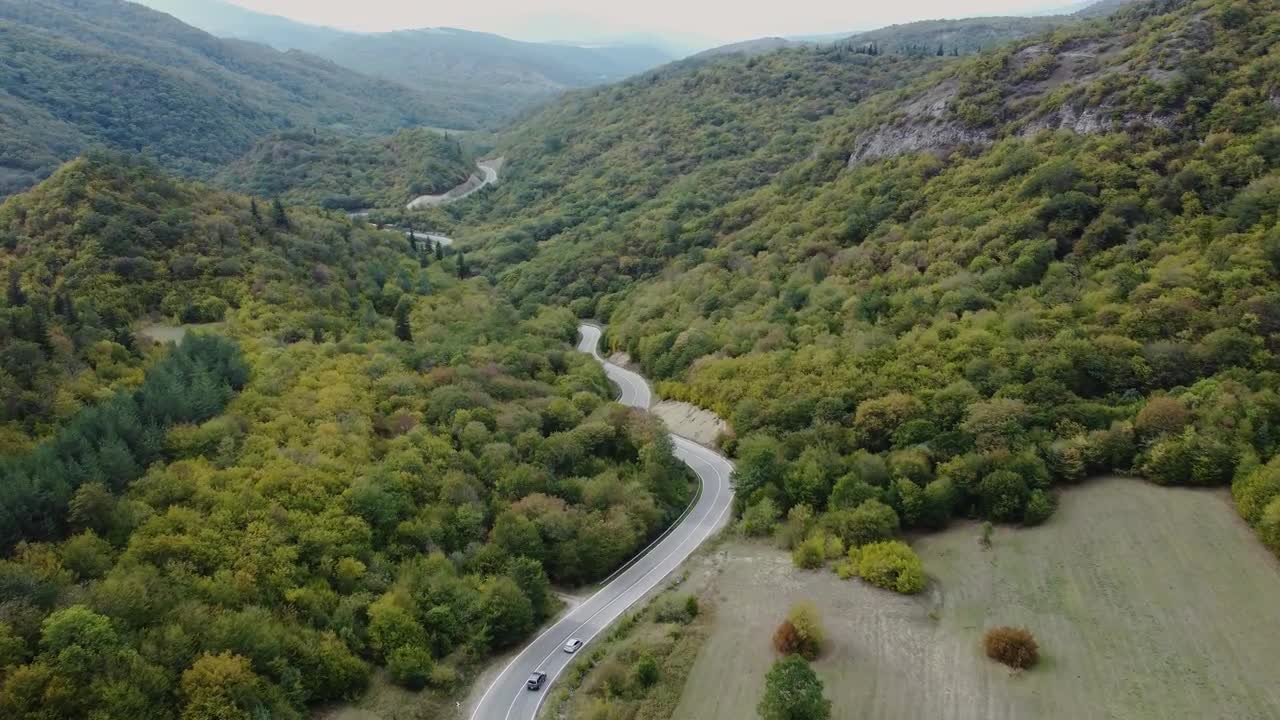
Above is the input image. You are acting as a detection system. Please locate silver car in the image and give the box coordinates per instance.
[563,638,584,653]
[526,671,547,690]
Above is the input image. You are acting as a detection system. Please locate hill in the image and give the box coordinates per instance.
[444,0,1280,555]
[216,128,474,211]
[0,0,448,197]
[0,153,693,718]
[138,0,674,128]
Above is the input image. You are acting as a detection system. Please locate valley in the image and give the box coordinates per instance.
[3,1,1280,719]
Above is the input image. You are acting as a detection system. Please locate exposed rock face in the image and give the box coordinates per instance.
[1019,105,1174,136]
[850,121,993,165]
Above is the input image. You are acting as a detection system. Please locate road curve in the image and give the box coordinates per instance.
[468,324,734,720]
[407,157,503,210]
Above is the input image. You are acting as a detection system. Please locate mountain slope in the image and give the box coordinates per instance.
[138,0,673,127]
[0,0,448,196]
[455,0,1280,552]
[216,128,474,210]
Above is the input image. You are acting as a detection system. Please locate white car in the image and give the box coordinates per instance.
[563,638,584,653]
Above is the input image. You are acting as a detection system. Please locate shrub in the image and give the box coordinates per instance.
[1022,490,1056,525]
[633,654,659,688]
[772,620,802,656]
[387,645,434,690]
[842,541,926,594]
[792,534,826,569]
[758,655,831,720]
[821,499,899,547]
[984,626,1039,669]
[787,602,825,659]
[654,594,699,624]
[427,663,459,689]
[742,497,783,537]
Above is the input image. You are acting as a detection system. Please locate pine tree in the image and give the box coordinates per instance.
[271,197,289,229]
[456,251,468,279]
[250,198,261,224]
[393,296,413,342]
[434,240,445,262]
[6,268,25,307]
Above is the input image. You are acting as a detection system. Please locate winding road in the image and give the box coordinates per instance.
[467,323,735,720]
[408,157,504,210]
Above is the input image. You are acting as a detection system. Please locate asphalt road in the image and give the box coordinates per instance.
[407,157,503,209]
[467,323,734,720]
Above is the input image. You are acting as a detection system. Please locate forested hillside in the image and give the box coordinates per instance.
[217,129,474,211]
[448,0,1280,554]
[0,155,692,719]
[0,0,446,197]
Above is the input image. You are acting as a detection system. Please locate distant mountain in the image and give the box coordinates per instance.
[0,0,452,196]
[138,0,674,127]
[841,16,1069,55]
[694,37,806,59]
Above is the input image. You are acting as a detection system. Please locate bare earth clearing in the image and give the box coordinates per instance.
[651,401,729,447]
[673,478,1280,720]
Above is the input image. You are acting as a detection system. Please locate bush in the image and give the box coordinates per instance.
[840,541,926,594]
[791,534,827,569]
[741,497,782,537]
[1022,490,1056,525]
[633,654,659,688]
[758,655,831,720]
[654,593,699,624]
[821,499,899,547]
[772,620,802,656]
[786,602,825,659]
[984,626,1039,669]
[387,645,434,690]
[427,663,459,689]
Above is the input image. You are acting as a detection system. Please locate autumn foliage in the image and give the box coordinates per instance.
[984,626,1040,669]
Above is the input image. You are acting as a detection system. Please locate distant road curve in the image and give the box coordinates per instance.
[407,157,504,210]
[467,323,734,720]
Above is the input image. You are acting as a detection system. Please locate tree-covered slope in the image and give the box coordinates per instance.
[453,0,1280,553]
[0,0,449,197]
[216,128,474,211]
[0,155,693,719]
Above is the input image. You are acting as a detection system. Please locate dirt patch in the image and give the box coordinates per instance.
[652,400,729,447]
[136,322,224,344]
[673,478,1280,720]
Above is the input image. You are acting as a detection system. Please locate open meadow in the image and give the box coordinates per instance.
[671,478,1280,720]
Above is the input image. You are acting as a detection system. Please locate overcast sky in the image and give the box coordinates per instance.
[224,0,1079,45]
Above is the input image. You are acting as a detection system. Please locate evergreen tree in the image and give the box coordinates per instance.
[434,241,445,262]
[271,197,289,229]
[456,251,469,279]
[250,198,261,224]
[393,296,413,342]
[6,268,25,307]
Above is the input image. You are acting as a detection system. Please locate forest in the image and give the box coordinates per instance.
[432,0,1280,555]
[217,129,474,211]
[0,155,692,719]
[0,0,450,197]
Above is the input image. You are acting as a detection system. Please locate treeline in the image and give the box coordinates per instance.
[0,334,247,549]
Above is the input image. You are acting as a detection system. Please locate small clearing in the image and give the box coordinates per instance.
[672,478,1280,720]
[136,321,224,344]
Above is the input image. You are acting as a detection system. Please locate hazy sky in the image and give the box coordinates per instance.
[226,0,1077,44]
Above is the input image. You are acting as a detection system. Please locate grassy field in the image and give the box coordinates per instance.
[670,478,1280,720]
